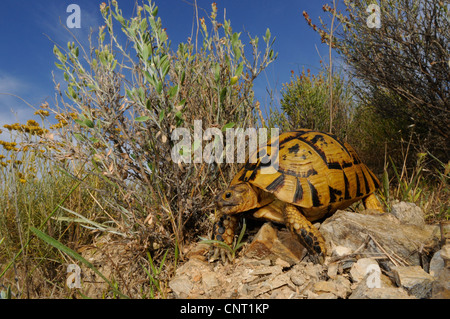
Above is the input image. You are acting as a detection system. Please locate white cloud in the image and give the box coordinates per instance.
[0,72,28,95]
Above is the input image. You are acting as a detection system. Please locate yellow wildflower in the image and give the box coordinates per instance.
[26,120,40,127]
[34,110,50,117]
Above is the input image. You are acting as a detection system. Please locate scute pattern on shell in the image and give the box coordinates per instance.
[231,129,380,214]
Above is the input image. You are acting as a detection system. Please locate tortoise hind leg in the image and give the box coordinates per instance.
[362,193,384,213]
[283,203,326,264]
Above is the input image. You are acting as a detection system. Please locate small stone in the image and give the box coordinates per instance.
[429,250,445,277]
[313,276,351,299]
[245,223,306,265]
[275,258,291,268]
[431,268,450,299]
[327,262,339,279]
[390,201,425,226]
[305,290,319,299]
[202,272,220,291]
[335,276,352,298]
[350,258,380,283]
[440,244,450,268]
[169,275,193,298]
[332,245,353,257]
[314,280,336,294]
[312,292,337,299]
[290,272,306,287]
[392,265,435,299]
[349,285,414,299]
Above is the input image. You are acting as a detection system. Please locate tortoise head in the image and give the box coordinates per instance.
[215,183,259,215]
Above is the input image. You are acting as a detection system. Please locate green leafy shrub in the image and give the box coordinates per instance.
[268,64,352,139]
[44,0,276,261]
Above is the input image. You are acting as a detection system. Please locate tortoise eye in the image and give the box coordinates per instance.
[225,192,232,199]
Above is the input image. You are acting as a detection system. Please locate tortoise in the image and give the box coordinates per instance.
[213,129,384,263]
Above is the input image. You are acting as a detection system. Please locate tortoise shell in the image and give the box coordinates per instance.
[230,129,380,220]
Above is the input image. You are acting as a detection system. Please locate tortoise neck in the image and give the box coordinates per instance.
[251,184,275,208]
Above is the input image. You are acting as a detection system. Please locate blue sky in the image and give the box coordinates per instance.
[0,0,339,139]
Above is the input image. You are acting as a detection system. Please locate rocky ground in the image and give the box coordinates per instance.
[169,202,450,299]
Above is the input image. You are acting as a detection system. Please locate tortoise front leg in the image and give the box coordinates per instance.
[210,214,239,262]
[283,203,326,264]
[212,214,239,245]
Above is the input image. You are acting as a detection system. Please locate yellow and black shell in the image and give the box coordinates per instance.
[231,129,380,220]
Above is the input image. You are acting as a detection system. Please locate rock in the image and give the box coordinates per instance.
[350,258,380,283]
[327,262,339,279]
[431,268,450,299]
[168,209,446,299]
[252,272,291,297]
[390,201,425,226]
[314,281,337,295]
[312,292,337,299]
[392,266,435,299]
[349,268,413,299]
[320,210,439,266]
[429,245,450,298]
[169,258,215,298]
[429,250,445,277]
[289,262,325,292]
[185,243,210,261]
[245,222,307,265]
[274,258,291,268]
[169,275,193,298]
[202,272,220,291]
[440,244,450,268]
[349,284,414,299]
[332,245,353,257]
[313,276,352,299]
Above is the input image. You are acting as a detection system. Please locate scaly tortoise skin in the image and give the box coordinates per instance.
[214,129,384,263]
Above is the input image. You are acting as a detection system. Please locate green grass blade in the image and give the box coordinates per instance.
[199,237,233,253]
[30,227,129,299]
[382,168,390,203]
[147,251,157,276]
[236,219,246,249]
[158,249,169,274]
[0,173,89,280]
[58,206,110,231]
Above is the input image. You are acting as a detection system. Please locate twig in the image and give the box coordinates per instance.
[328,0,336,133]
[368,234,409,266]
